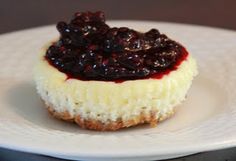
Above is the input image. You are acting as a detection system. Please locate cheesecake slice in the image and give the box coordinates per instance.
[34,11,198,131]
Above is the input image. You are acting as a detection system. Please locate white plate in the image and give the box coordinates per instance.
[0,21,236,161]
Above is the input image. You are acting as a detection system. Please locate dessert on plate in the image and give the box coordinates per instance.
[34,11,198,131]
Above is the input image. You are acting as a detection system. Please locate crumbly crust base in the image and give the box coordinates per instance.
[46,104,175,131]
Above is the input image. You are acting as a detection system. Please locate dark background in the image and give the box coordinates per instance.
[1,0,236,34]
[0,0,236,161]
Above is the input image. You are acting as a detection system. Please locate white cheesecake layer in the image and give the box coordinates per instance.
[34,48,198,123]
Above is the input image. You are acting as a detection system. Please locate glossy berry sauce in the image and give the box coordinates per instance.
[45,11,188,82]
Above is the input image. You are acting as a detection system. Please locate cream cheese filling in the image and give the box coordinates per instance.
[34,47,198,123]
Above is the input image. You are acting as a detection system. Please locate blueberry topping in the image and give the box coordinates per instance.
[45,11,187,81]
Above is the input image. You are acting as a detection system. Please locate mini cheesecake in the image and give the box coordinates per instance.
[34,11,198,131]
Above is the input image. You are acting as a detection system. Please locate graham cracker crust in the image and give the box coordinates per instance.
[46,105,175,131]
